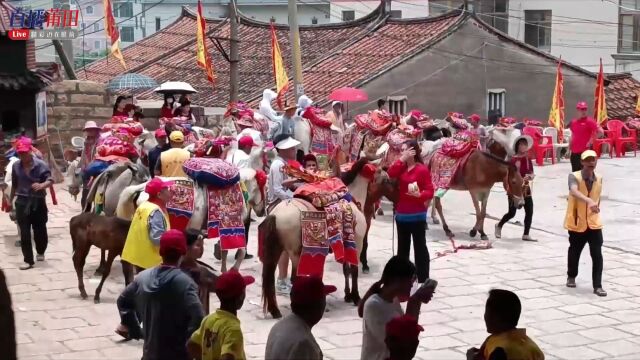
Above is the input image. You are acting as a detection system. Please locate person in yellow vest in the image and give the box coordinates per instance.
[122,177,173,271]
[564,150,606,297]
[154,131,191,177]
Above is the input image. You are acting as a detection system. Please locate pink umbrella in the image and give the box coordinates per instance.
[328,87,368,102]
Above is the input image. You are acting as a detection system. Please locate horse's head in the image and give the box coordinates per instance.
[129,160,151,184]
[505,165,525,208]
[240,168,266,217]
[136,130,158,158]
[116,182,148,220]
[488,127,520,159]
[248,145,266,172]
[69,168,83,197]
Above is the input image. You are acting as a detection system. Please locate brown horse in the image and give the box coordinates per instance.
[432,151,524,240]
[70,213,133,303]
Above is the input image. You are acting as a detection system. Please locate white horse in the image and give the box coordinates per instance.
[116,168,265,272]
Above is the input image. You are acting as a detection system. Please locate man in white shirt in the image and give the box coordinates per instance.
[266,134,300,294]
[265,276,336,360]
[226,135,255,169]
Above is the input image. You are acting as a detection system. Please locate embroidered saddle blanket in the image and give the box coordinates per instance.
[430,137,477,190]
[183,157,240,187]
[303,107,335,155]
[382,128,418,168]
[294,177,348,208]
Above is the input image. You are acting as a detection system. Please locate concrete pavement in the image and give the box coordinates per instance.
[2,156,640,359]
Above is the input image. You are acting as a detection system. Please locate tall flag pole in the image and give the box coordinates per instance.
[103,0,126,69]
[196,0,215,84]
[594,58,608,125]
[270,21,289,110]
[548,59,565,142]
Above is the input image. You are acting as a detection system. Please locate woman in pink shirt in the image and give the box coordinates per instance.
[387,140,434,283]
[569,102,603,171]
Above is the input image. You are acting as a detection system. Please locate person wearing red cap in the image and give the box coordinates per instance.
[265,276,336,360]
[384,315,424,360]
[468,114,488,149]
[569,102,603,172]
[147,128,170,178]
[188,270,254,360]
[226,135,256,169]
[11,138,54,270]
[122,177,173,271]
[359,256,435,360]
[116,230,204,359]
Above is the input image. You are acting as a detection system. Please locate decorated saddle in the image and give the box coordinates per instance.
[430,133,478,191]
[227,101,270,138]
[303,107,335,156]
[382,127,419,168]
[101,116,144,137]
[294,177,348,209]
[183,157,240,187]
[346,111,397,161]
[159,117,198,146]
[96,129,139,159]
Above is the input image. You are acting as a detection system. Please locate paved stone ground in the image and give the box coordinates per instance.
[2,156,640,360]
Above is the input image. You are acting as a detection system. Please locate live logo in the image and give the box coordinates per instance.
[8,29,30,40]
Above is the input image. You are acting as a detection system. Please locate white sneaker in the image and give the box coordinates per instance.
[495,224,502,239]
[276,279,291,295]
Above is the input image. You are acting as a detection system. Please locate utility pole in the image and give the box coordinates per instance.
[229,0,239,102]
[59,0,75,69]
[52,40,77,79]
[287,0,304,100]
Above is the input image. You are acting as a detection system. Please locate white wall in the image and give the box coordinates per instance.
[240,4,331,25]
[508,0,618,73]
[330,0,429,22]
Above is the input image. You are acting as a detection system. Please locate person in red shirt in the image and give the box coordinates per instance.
[495,136,536,242]
[387,140,434,283]
[160,94,176,119]
[569,101,603,171]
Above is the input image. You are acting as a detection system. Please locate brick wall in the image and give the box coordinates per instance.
[45,80,113,159]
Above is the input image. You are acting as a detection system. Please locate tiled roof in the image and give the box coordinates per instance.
[77,5,382,107]
[0,0,15,35]
[605,72,640,119]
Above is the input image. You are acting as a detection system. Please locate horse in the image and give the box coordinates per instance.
[116,168,266,273]
[70,212,132,303]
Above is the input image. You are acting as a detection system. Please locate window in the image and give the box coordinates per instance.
[390,10,402,19]
[94,40,101,49]
[429,0,463,16]
[120,26,134,42]
[93,23,99,31]
[311,16,318,25]
[155,16,161,31]
[115,2,133,18]
[342,10,355,21]
[86,5,93,14]
[524,10,551,51]
[477,0,509,33]
[387,96,407,116]
[619,1,640,53]
[487,89,506,118]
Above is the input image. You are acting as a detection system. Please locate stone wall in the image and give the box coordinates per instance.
[46,80,113,159]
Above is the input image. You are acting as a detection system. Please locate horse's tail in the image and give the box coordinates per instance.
[261,214,283,318]
[83,171,107,213]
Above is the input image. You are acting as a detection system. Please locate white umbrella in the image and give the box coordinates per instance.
[153,81,197,94]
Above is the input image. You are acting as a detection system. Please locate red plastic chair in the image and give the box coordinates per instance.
[606,119,638,157]
[592,128,615,158]
[523,126,555,166]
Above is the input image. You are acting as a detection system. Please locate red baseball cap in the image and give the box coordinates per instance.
[238,135,256,148]
[154,128,167,138]
[145,177,174,197]
[468,114,481,123]
[386,315,424,340]
[290,276,337,305]
[576,101,588,110]
[159,229,187,257]
[215,270,255,299]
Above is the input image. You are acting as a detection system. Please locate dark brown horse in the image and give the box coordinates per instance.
[432,151,524,240]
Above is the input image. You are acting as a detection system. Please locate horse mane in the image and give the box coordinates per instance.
[479,151,516,169]
[116,182,147,219]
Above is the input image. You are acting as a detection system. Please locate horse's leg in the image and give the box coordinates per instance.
[343,262,352,303]
[431,201,440,224]
[121,258,133,286]
[262,250,281,319]
[231,248,246,272]
[350,264,360,306]
[94,250,117,304]
[435,197,453,238]
[221,250,228,273]
[469,191,482,238]
[94,249,106,276]
[73,240,91,300]
[478,191,490,240]
[289,252,300,285]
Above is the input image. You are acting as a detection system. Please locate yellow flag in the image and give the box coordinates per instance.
[594,59,608,125]
[271,22,289,109]
[548,60,564,142]
[196,0,215,83]
[103,0,126,69]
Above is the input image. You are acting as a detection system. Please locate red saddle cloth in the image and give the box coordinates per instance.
[431,135,477,190]
[304,107,335,155]
[294,177,347,208]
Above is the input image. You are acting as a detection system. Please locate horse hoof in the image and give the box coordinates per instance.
[80,292,88,300]
[93,297,100,304]
[362,266,370,274]
[213,243,221,261]
[270,309,282,319]
[344,293,353,303]
[432,218,440,225]
[94,269,103,277]
[352,294,361,306]
[446,232,454,239]
[469,229,477,238]
[480,234,489,241]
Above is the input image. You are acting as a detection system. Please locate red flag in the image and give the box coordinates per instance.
[270,22,289,110]
[594,58,608,125]
[103,0,126,69]
[196,0,215,84]
[548,60,565,142]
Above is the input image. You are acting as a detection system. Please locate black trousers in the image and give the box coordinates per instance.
[15,197,48,265]
[567,228,603,289]
[396,220,430,283]
[498,196,533,235]
[570,152,583,172]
